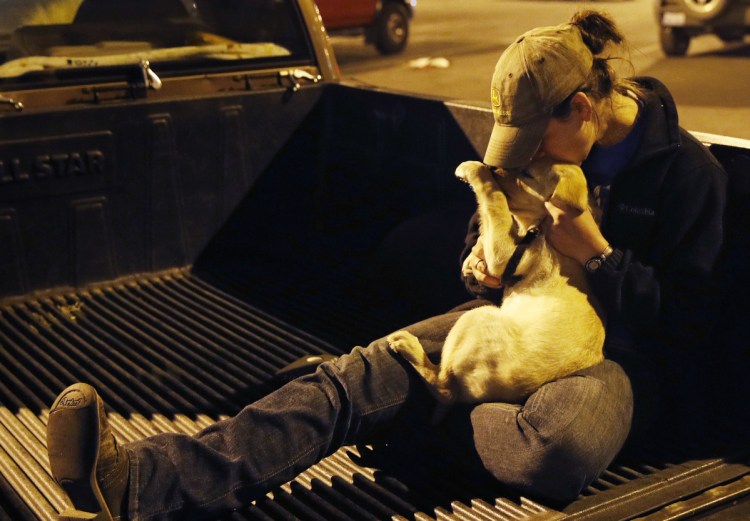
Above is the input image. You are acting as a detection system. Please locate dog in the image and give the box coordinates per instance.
[387,158,605,404]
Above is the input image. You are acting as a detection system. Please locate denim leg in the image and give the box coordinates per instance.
[123,302,631,518]
[124,308,469,521]
[440,359,634,502]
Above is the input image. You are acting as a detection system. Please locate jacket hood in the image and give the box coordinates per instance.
[627,76,682,170]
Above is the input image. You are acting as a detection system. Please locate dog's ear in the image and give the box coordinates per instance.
[549,164,589,212]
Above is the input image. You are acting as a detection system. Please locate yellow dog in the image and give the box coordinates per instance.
[388,159,605,404]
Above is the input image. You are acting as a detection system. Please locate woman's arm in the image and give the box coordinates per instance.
[460,212,504,301]
[546,157,727,349]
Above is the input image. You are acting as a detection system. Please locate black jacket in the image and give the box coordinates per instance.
[461,78,728,380]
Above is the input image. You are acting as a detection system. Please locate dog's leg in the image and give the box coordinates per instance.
[387,331,451,402]
[549,164,590,212]
[455,161,516,276]
[387,331,439,384]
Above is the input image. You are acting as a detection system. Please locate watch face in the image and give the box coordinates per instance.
[586,258,602,272]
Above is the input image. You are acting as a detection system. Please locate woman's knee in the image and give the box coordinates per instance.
[470,360,634,501]
[497,440,614,502]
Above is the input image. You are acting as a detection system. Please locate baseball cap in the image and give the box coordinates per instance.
[484,23,594,169]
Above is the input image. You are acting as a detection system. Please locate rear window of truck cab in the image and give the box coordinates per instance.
[0,0,314,88]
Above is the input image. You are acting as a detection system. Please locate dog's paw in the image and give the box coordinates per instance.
[387,331,423,363]
[455,161,489,185]
[387,330,418,352]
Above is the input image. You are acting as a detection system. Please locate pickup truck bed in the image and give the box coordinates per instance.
[0,81,749,520]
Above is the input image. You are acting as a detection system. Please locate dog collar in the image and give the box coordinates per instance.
[500,226,541,287]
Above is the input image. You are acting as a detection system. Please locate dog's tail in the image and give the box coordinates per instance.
[426,370,456,425]
[436,369,459,403]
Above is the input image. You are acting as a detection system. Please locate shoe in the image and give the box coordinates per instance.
[47,383,129,521]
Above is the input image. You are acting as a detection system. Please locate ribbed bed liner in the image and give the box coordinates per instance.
[0,270,747,521]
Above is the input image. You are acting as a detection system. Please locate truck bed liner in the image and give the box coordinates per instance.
[0,269,747,521]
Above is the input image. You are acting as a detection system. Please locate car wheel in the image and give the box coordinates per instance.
[373,2,409,55]
[681,0,730,20]
[660,27,691,56]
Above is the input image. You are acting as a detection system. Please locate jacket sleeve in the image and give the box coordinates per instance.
[588,154,727,352]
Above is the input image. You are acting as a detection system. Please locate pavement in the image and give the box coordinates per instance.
[332,0,750,141]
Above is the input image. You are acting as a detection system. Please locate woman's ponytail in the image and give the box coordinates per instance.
[566,10,641,101]
[570,10,624,56]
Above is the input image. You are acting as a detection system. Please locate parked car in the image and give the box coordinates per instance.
[655,0,750,55]
[315,0,416,54]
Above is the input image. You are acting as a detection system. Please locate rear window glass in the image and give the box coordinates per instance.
[0,0,313,86]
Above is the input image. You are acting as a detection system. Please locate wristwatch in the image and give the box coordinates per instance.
[585,245,614,273]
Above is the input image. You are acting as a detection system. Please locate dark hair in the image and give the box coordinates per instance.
[551,10,641,119]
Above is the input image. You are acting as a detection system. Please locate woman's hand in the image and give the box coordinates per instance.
[543,200,609,265]
[462,243,502,289]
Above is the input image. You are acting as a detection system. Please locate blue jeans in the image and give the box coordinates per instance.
[124,302,634,521]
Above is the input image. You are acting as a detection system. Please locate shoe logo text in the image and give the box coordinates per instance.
[58,389,86,408]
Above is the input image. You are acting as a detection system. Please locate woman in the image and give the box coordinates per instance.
[47,10,726,521]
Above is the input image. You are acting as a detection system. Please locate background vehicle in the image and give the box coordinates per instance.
[315,0,415,54]
[655,0,750,55]
[0,0,748,519]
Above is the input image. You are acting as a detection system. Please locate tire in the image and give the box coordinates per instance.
[660,27,691,56]
[373,2,409,55]
[681,0,730,20]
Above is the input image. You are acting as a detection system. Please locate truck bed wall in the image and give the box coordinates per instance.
[0,83,484,345]
[193,86,488,346]
[0,84,321,297]
[3,81,747,360]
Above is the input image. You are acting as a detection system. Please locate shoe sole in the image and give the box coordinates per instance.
[47,384,115,521]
